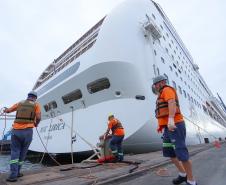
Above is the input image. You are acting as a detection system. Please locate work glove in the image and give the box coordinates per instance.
[168,117,176,131]
[103,134,107,140]
[3,107,9,113]
[157,126,163,133]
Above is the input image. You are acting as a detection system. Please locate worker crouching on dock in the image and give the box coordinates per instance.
[152,75,197,185]
[4,91,41,182]
[104,114,125,162]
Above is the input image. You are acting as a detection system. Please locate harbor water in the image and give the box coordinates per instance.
[0,154,43,173]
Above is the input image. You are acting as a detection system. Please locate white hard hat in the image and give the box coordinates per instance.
[28,90,37,98]
[152,75,167,85]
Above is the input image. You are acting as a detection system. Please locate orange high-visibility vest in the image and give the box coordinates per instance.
[111,119,124,135]
[155,85,181,119]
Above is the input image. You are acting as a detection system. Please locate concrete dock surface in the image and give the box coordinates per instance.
[0,142,225,185]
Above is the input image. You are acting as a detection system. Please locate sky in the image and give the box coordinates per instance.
[0,0,226,108]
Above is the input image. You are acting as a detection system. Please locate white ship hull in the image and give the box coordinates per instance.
[30,0,226,154]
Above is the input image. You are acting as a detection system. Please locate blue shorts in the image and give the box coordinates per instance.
[162,121,189,161]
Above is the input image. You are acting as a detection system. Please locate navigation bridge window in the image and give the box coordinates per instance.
[62,89,83,104]
[87,78,110,94]
[44,101,57,112]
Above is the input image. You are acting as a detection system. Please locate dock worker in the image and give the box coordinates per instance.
[152,75,197,185]
[4,91,41,182]
[104,114,125,162]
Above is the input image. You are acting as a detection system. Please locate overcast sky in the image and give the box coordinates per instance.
[0,0,226,107]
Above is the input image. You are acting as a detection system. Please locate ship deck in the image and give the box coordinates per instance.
[0,142,224,185]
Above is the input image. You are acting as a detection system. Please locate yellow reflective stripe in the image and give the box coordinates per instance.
[118,153,123,155]
[10,159,19,164]
[111,150,117,153]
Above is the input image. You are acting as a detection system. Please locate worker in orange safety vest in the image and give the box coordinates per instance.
[152,75,197,185]
[4,91,41,182]
[104,114,125,162]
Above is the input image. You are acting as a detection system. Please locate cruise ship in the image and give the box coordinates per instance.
[29,0,226,154]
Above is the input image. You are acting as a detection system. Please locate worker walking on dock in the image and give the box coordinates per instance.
[152,75,197,185]
[4,91,41,182]
[104,114,125,162]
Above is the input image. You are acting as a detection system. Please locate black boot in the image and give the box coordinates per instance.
[172,175,187,184]
[6,176,18,182]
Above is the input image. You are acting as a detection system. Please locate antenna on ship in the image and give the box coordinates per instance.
[217,93,226,112]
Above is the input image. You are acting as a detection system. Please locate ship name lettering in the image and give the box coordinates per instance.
[40,126,48,133]
[48,122,65,132]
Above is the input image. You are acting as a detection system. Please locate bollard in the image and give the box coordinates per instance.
[97,135,115,163]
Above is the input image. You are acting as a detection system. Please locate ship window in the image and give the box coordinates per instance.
[153,65,156,75]
[165,47,168,53]
[202,105,208,114]
[161,57,165,63]
[194,99,197,105]
[62,89,82,104]
[175,72,178,77]
[178,86,182,94]
[163,35,166,41]
[180,77,183,81]
[187,93,190,101]
[169,43,172,48]
[152,14,156,20]
[183,90,187,98]
[160,25,163,30]
[154,50,157,55]
[164,73,169,84]
[172,81,177,89]
[191,97,194,103]
[157,68,160,75]
[174,50,176,54]
[166,32,169,37]
[171,55,174,60]
[169,66,173,71]
[87,78,110,94]
[173,64,177,69]
[44,101,57,112]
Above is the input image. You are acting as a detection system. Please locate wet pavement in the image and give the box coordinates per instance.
[108,143,226,185]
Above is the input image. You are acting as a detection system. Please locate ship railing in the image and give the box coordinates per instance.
[53,17,105,65]
[33,19,104,90]
[209,97,226,122]
[34,37,98,89]
[152,1,193,63]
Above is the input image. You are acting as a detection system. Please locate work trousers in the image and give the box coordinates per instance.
[10,128,33,178]
[110,135,124,161]
[162,121,189,161]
